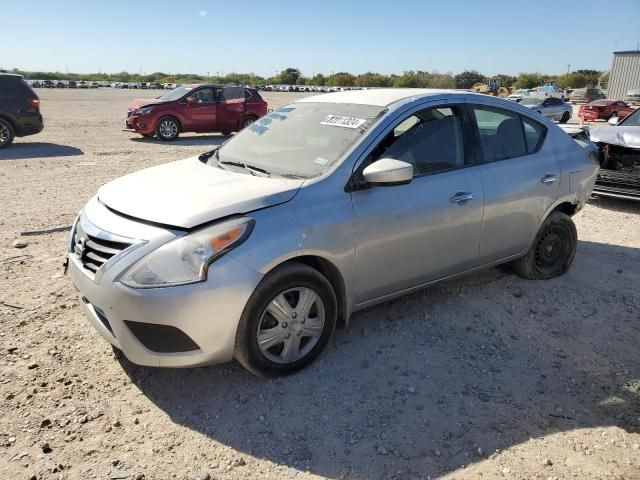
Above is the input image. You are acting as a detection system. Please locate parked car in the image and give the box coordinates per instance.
[0,73,44,148]
[507,89,532,102]
[68,89,598,374]
[125,84,268,140]
[30,80,42,88]
[578,100,635,122]
[56,80,66,88]
[520,96,572,123]
[570,87,605,104]
[535,84,566,101]
[589,108,640,200]
[67,80,77,88]
[623,89,640,105]
[42,80,55,88]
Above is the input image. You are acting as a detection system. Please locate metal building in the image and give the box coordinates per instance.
[607,50,640,100]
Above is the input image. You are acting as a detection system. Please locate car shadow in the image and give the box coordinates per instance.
[128,134,231,147]
[118,239,640,479]
[0,142,83,160]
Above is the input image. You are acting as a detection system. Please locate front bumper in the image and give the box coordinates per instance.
[68,200,263,367]
[125,112,154,134]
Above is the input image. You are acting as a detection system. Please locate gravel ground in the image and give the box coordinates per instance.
[0,89,639,480]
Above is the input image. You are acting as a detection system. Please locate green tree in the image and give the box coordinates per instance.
[455,70,485,89]
[273,68,301,85]
[356,72,392,87]
[513,72,546,89]
[327,72,356,87]
[310,73,326,86]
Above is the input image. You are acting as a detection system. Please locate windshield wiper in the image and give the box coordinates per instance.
[217,159,271,177]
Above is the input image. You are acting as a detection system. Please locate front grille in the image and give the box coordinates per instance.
[73,222,132,273]
[595,169,640,199]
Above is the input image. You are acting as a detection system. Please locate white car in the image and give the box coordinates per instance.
[535,85,566,101]
[508,89,533,103]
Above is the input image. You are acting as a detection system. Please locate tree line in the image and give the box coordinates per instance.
[6,67,607,89]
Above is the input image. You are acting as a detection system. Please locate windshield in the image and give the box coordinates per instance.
[620,108,640,126]
[214,102,385,178]
[156,85,194,102]
[521,97,541,106]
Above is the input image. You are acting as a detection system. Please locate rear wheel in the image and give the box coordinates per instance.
[560,111,570,123]
[154,116,180,141]
[234,262,337,376]
[241,116,257,129]
[609,111,618,120]
[0,119,15,149]
[512,211,577,280]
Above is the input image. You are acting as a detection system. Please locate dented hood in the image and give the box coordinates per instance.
[590,126,640,149]
[98,157,303,229]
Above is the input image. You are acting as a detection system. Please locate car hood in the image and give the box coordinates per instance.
[589,126,640,149]
[97,157,304,229]
[127,98,170,110]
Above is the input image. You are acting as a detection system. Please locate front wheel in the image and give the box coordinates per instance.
[0,118,15,149]
[234,262,337,376]
[154,116,180,141]
[512,211,577,280]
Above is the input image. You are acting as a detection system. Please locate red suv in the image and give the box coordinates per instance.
[125,84,267,141]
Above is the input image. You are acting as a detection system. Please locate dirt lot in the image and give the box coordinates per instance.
[1,89,639,480]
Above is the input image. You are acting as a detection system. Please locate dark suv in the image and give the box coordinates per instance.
[0,74,44,149]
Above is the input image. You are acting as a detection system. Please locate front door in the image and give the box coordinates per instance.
[469,104,560,263]
[350,103,484,304]
[183,87,217,131]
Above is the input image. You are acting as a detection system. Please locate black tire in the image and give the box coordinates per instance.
[154,116,180,141]
[240,116,257,129]
[512,211,577,280]
[0,118,15,149]
[560,111,570,124]
[234,262,337,377]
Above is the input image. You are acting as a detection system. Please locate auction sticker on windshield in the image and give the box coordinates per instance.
[321,114,367,129]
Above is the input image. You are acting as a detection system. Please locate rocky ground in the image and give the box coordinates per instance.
[0,89,639,480]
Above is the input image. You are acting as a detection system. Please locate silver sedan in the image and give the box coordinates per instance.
[520,96,573,123]
[67,89,598,375]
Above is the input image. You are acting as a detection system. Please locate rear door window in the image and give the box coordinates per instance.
[219,86,244,101]
[472,106,526,162]
[522,117,546,153]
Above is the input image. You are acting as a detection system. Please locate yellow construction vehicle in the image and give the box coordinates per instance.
[471,78,512,97]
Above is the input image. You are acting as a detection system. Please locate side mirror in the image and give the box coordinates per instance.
[362,158,413,185]
[608,116,619,126]
[186,96,198,106]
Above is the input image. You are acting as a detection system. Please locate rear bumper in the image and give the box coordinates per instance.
[16,114,44,137]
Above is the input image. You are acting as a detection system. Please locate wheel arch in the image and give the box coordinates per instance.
[238,113,259,130]
[269,255,348,327]
[0,114,17,132]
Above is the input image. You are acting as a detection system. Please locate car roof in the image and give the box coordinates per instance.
[297,88,465,107]
[0,73,23,78]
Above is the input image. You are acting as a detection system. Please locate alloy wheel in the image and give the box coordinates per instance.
[0,123,10,146]
[159,120,178,139]
[256,287,325,364]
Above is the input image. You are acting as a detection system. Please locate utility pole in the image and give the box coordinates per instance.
[566,64,570,76]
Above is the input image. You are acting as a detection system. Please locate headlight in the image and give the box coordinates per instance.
[119,217,254,289]
[135,106,153,116]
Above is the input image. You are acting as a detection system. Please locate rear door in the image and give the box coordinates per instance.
[469,104,560,263]
[217,86,245,133]
[182,87,218,132]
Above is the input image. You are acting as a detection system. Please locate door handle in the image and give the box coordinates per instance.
[541,174,559,184]
[449,192,475,203]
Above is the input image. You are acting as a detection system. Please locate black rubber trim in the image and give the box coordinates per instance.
[124,320,200,353]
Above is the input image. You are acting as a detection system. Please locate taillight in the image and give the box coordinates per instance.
[27,98,40,108]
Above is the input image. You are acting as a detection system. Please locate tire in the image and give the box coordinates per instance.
[609,111,617,120]
[512,211,577,280]
[560,111,570,124]
[0,118,15,149]
[154,116,180,141]
[240,116,257,129]
[234,262,337,377]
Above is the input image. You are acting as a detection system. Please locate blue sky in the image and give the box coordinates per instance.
[3,0,640,76]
